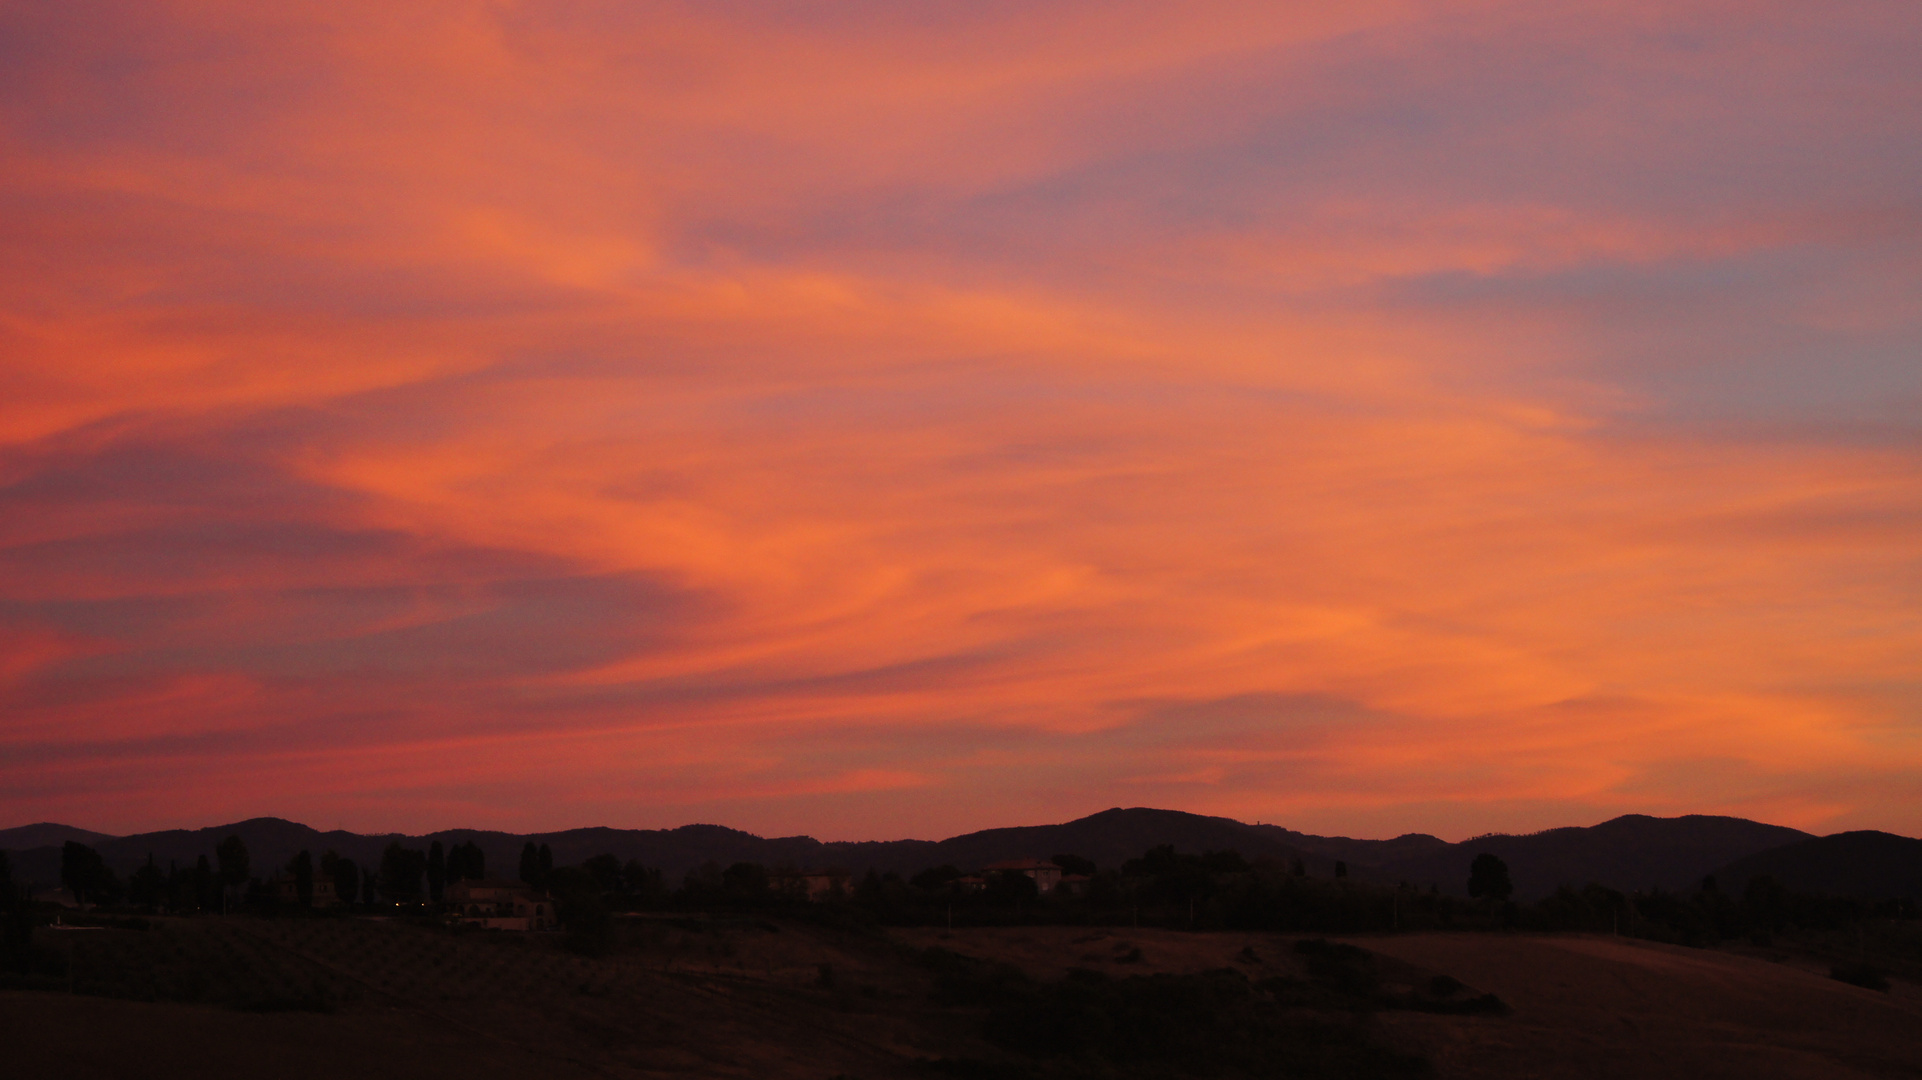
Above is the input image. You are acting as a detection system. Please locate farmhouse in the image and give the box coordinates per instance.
[268,873,338,908]
[770,868,850,900]
[982,858,1063,894]
[445,879,557,930]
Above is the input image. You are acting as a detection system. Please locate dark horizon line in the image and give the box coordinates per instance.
[7,805,1905,849]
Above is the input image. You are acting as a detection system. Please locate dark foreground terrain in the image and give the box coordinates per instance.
[2,917,1918,1079]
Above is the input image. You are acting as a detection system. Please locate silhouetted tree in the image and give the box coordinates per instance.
[216,835,251,888]
[1335,861,1348,879]
[621,859,666,907]
[912,865,964,892]
[1121,845,1246,909]
[538,843,554,883]
[721,862,771,906]
[447,842,484,883]
[0,855,28,974]
[583,853,623,894]
[1290,857,1307,877]
[164,859,190,911]
[128,854,166,910]
[1467,853,1512,901]
[289,849,314,907]
[61,841,117,906]
[427,841,446,903]
[546,867,613,956]
[856,868,888,905]
[361,872,376,906]
[378,842,426,902]
[519,842,541,885]
[681,860,724,904]
[330,856,360,909]
[1051,854,1097,877]
[192,854,215,910]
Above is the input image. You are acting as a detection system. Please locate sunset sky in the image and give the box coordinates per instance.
[3,1,1919,841]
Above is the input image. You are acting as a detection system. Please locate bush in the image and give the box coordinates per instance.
[1294,938,1378,997]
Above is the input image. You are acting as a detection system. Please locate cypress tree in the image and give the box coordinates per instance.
[378,842,426,902]
[334,858,359,909]
[129,854,166,909]
[290,850,315,908]
[194,855,215,911]
[447,841,483,883]
[216,835,250,885]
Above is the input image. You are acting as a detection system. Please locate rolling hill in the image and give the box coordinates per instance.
[0,808,1327,891]
[1364,814,1814,900]
[0,823,117,850]
[1709,830,1922,899]
[10,807,1913,903]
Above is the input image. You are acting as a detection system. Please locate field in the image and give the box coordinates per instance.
[3,917,1919,1079]
[1359,934,1922,1079]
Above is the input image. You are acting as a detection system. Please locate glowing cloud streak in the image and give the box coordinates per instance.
[1,1,1919,839]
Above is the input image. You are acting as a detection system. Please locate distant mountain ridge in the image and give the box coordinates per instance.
[0,809,1327,893]
[1708,831,1922,900]
[1361,814,1814,900]
[5,808,1911,901]
[0,822,118,851]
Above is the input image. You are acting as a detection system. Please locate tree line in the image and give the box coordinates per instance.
[14,835,1916,949]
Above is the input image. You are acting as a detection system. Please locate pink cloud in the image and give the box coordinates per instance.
[2,1,1919,838]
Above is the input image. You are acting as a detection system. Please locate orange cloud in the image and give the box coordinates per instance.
[2,0,1919,840]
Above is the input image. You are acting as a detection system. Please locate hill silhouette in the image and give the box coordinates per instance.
[0,808,1324,890]
[0,822,116,851]
[1365,814,1813,900]
[9,807,1911,904]
[1710,830,1922,899]
[888,807,1323,875]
